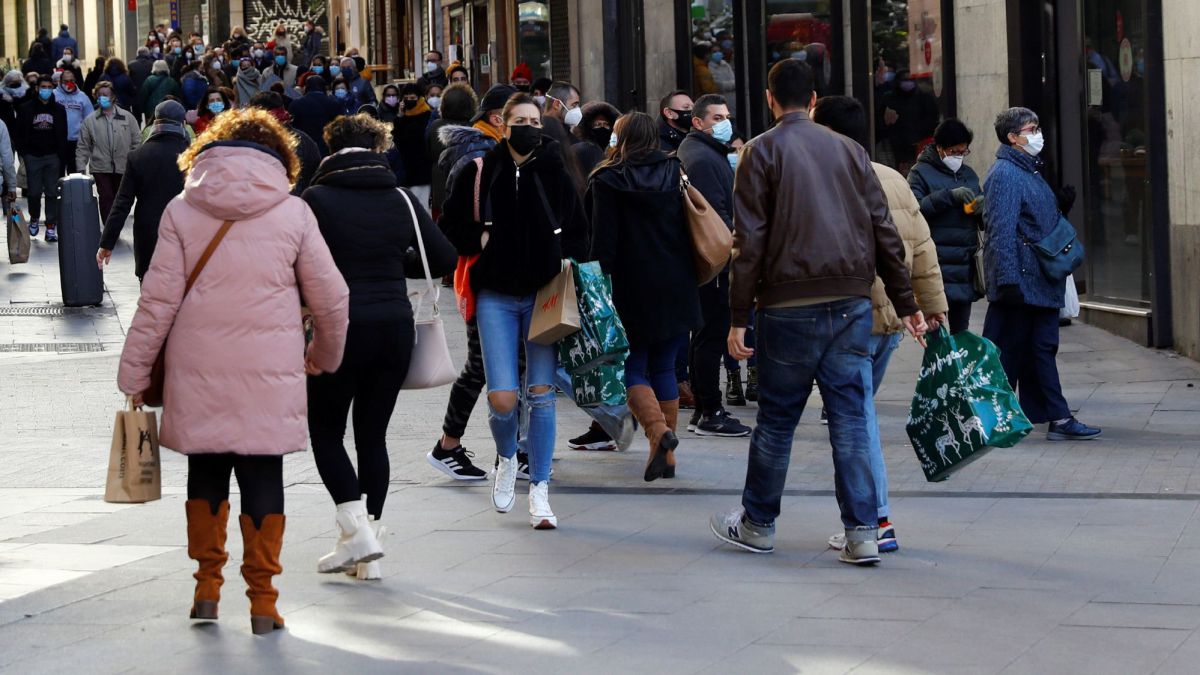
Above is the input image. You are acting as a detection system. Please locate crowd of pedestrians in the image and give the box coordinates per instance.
[0,25,1104,635]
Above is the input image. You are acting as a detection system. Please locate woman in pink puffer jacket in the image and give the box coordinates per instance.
[117,108,349,635]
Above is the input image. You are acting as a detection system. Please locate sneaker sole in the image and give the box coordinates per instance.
[838,555,881,566]
[694,429,751,438]
[878,540,899,553]
[531,517,557,530]
[426,452,488,481]
[1046,431,1103,441]
[709,521,774,554]
[568,442,617,451]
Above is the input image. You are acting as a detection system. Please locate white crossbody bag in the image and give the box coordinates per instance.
[398,188,458,389]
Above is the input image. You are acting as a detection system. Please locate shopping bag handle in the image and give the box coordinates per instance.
[397,188,439,319]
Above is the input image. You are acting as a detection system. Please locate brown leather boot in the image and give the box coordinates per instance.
[677,381,696,410]
[186,499,229,620]
[239,513,286,635]
[660,400,680,479]
[627,385,677,482]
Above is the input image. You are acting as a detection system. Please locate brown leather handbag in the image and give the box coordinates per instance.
[680,172,732,285]
[143,219,235,407]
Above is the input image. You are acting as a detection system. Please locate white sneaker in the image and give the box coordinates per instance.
[317,498,384,573]
[529,481,557,530]
[616,413,637,452]
[493,454,518,513]
[345,523,386,580]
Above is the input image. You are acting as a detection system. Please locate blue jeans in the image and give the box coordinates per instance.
[626,334,689,400]
[866,332,903,520]
[741,298,878,531]
[476,290,557,483]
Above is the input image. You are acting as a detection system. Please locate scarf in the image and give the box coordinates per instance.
[404,99,432,117]
[473,119,504,142]
[235,67,261,106]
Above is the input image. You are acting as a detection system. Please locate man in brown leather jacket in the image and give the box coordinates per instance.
[710,59,927,566]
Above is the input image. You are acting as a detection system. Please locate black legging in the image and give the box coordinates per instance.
[947,299,973,335]
[441,317,526,441]
[188,454,284,528]
[308,321,414,518]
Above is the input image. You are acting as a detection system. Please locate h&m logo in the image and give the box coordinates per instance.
[541,293,559,312]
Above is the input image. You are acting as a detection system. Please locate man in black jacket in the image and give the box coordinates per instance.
[96,100,189,279]
[15,75,69,241]
[249,91,320,195]
[289,76,341,156]
[658,90,693,151]
[677,94,750,439]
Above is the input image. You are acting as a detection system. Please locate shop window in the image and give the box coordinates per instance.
[516,1,551,81]
[765,0,835,97]
[1081,1,1151,305]
[872,0,947,173]
[688,1,738,121]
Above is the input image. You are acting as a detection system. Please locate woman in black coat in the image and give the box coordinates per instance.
[301,113,457,579]
[587,111,702,482]
[102,58,138,111]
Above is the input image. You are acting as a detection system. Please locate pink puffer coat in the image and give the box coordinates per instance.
[118,143,349,455]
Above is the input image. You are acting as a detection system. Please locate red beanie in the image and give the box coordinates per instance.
[511,63,532,81]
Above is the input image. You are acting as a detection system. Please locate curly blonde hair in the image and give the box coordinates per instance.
[323,113,393,154]
[177,107,301,187]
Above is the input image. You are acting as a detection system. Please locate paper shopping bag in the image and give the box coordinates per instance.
[528,260,581,345]
[7,203,30,264]
[104,401,162,503]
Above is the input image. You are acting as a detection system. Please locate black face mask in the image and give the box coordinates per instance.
[670,108,693,129]
[589,126,613,148]
[515,84,531,93]
[402,98,417,110]
[507,124,542,155]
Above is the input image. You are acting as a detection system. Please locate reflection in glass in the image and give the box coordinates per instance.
[517,1,551,81]
[765,1,834,97]
[872,0,945,173]
[689,1,738,120]
[1082,0,1150,305]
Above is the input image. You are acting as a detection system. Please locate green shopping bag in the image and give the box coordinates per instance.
[571,358,627,408]
[557,260,629,373]
[906,327,1033,482]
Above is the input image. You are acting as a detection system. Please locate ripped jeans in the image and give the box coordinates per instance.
[476,290,557,483]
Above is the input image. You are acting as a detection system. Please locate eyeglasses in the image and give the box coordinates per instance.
[943,148,972,158]
[1020,125,1041,135]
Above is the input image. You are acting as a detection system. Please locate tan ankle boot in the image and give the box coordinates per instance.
[627,385,676,482]
[186,499,229,620]
[660,400,680,478]
[239,514,286,635]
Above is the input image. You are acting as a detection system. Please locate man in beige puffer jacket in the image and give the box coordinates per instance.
[812,96,948,553]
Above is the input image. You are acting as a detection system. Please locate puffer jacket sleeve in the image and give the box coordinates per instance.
[117,205,187,396]
[908,211,949,317]
[908,165,957,218]
[295,207,350,373]
[862,151,918,318]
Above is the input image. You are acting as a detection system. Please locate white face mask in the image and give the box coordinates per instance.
[1021,131,1044,157]
[427,96,441,109]
[942,155,964,173]
[425,61,438,73]
[564,106,583,127]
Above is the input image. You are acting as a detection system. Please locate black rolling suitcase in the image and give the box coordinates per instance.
[57,174,104,307]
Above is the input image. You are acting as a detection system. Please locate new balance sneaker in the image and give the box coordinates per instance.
[427,442,488,480]
[28,220,40,237]
[709,508,775,553]
[44,225,57,242]
[568,424,616,451]
[528,482,557,530]
[686,409,702,433]
[492,454,518,513]
[1047,417,1102,441]
[838,537,881,566]
[828,522,898,553]
[695,409,751,438]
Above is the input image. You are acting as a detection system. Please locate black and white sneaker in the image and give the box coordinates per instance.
[426,442,487,481]
[686,409,702,433]
[568,424,616,451]
[695,409,752,438]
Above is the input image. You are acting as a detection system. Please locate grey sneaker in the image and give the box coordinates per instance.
[709,508,775,553]
[838,532,881,566]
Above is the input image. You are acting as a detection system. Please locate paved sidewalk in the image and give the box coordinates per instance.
[2,220,1200,673]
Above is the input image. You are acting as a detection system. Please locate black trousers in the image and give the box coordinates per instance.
[188,454,284,528]
[982,302,1071,424]
[690,269,731,415]
[441,317,525,440]
[947,299,973,335]
[308,321,414,518]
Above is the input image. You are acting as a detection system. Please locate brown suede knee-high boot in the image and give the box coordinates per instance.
[239,514,286,635]
[660,400,680,479]
[627,385,677,482]
[186,499,229,620]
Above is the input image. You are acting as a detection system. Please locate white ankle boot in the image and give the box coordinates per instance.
[529,482,557,530]
[317,497,383,573]
[345,522,386,580]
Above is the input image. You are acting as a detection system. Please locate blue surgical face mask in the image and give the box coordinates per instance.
[710,52,724,63]
[727,152,739,171]
[275,55,287,66]
[207,101,224,114]
[312,65,324,75]
[38,88,53,101]
[608,132,619,149]
[710,118,733,143]
[334,88,348,99]
[329,65,341,77]
[97,95,112,109]
[173,47,182,55]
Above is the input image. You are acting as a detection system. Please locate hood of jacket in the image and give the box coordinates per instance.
[183,142,292,220]
[592,150,679,193]
[1,71,27,101]
[311,148,396,189]
[59,30,72,39]
[916,143,957,177]
[994,143,1041,175]
[438,123,488,147]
